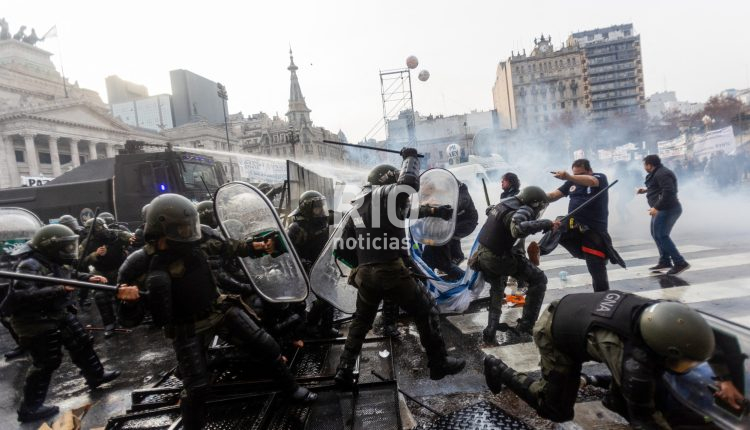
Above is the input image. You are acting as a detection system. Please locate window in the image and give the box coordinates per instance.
[38,152,51,164]
[15,150,24,162]
[561,102,565,109]
[439,151,443,159]
[79,156,86,165]
[59,154,72,164]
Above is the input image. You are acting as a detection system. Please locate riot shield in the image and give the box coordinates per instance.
[214,182,309,303]
[0,207,44,255]
[408,168,459,246]
[308,210,358,314]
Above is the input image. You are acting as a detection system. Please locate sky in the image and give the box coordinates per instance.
[4,0,749,142]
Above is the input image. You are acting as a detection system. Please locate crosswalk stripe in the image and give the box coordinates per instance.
[540,245,713,271]
[546,252,750,290]
[635,278,750,304]
[473,276,750,373]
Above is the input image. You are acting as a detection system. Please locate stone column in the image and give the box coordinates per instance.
[48,136,62,177]
[105,142,116,158]
[3,134,22,187]
[88,141,98,160]
[70,139,80,167]
[23,134,40,176]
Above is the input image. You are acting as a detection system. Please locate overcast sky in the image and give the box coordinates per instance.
[5,0,749,141]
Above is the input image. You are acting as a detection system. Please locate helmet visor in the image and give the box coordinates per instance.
[57,236,80,262]
[164,218,202,242]
[309,198,329,218]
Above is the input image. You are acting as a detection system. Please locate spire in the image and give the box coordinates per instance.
[286,47,311,127]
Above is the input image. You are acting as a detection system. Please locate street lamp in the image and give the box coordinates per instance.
[217,82,234,180]
[287,125,299,161]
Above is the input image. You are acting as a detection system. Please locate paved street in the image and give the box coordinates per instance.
[1,228,749,429]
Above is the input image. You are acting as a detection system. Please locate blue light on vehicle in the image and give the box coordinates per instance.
[159,184,167,192]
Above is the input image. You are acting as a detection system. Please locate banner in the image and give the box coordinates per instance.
[20,176,52,187]
[657,135,687,159]
[236,157,287,183]
[692,126,736,160]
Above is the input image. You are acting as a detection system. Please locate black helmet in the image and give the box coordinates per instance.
[516,186,549,217]
[58,214,80,230]
[639,301,715,374]
[99,212,115,225]
[292,191,328,219]
[30,224,79,264]
[144,194,201,242]
[84,217,108,234]
[196,200,218,228]
[367,164,399,186]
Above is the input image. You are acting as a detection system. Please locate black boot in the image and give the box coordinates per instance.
[87,369,121,389]
[180,387,208,430]
[482,309,502,344]
[381,300,400,338]
[4,345,26,360]
[318,304,341,338]
[272,357,317,403]
[484,355,506,394]
[17,404,59,423]
[429,356,466,380]
[516,281,545,336]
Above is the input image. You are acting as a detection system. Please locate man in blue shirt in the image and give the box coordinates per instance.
[547,159,623,292]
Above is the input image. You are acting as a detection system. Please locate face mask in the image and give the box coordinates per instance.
[165,239,198,256]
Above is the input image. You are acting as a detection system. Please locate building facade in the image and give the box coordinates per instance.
[170,69,228,127]
[111,94,175,131]
[105,75,149,104]
[493,35,586,132]
[0,38,165,189]
[493,24,646,130]
[569,24,645,120]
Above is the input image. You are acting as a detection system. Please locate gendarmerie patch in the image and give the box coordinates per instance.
[592,291,625,318]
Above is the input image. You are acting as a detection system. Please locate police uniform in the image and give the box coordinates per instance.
[118,195,315,430]
[335,152,465,385]
[556,173,623,292]
[474,191,551,342]
[287,212,338,337]
[8,246,119,421]
[80,226,133,333]
[485,291,714,429]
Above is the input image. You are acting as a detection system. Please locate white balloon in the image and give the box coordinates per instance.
[406,55,419,69]
[418,70,430,82]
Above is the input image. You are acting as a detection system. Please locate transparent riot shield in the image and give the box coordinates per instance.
[0,207,44,255]
[308,210,358,314]
[408,168,459,246]
[214,182,309,303]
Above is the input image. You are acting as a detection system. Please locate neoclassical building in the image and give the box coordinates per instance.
[0,38,164,188]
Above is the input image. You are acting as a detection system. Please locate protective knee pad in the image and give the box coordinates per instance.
[223,306,282,362]
[30,334,63,373]
[537,370,579,422]
[60,315,93,354]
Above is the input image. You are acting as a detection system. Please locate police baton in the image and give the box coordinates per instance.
[481,178,491,206]
[0,270,146,295]
[558,179,619,222]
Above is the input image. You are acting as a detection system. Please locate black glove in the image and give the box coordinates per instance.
[434,205,453,220]
[400,147,419,159]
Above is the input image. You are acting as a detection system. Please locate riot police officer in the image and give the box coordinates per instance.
[58,214,85,237]
[80,218,134,337]
[116,193,316,430]
[286,190,339,338]
[484,291,715,429]
[99,211,131,232]
[334,148,466,387]
[196,200,218,229]
[7,225,120,422]
[473,186,555,344]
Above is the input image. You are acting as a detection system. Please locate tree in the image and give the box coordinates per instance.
[702,95,744,128]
